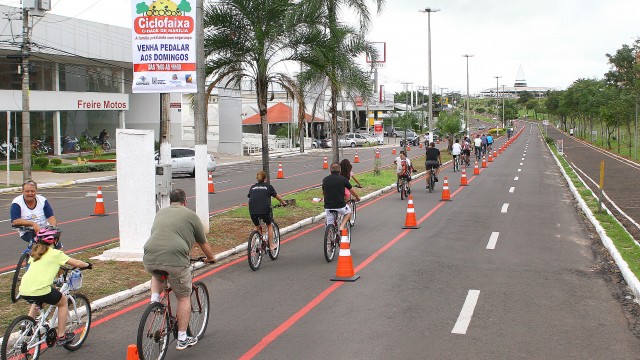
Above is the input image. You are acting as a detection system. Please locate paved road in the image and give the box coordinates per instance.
[545,125,640,241]
[32,122,640,359]
[0,145,412,270]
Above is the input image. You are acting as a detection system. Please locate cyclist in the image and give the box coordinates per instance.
[248,171,287,252]
[486,133,493,152]
[11,180,58,247]
[473,134,482,159]
[322,163,360,232]
[451,139,462,169]
[394,150,412,191]
[480,133,488,155]
[461,136,471,166]
[143,189,216,351]
[425,142,442,187]
[339,159,362,188]
[19,226,92,346]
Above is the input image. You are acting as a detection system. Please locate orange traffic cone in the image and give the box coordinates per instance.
[460,168,468,186]
[407,145,411,152]
[354,152,360,163]
[401,195,420,229]
[419,143,423,149]
[493,149,497,158]
[331,229,360,282]
[375,148,380,159]
[126,344,139,360]
[322,156,328,169]
[392,148,396,155]
[90,186,107,216]
[440,177,451,201]
[474,160,480,175]
[277,163,284,179]
[482,156,487,168]
[208,172,215,194]
[488,153,493,162]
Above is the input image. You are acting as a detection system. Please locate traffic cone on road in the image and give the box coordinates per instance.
[375,148,380,159]
[354,152,360,163]
[493,149,497,158]
[474,160,480,175]
[401,195,420,229]
[322,156,328,169]
[90,186,107,216]
[488,153,493,162]
[407,145,411,152]
[441,177,451,201]
[392,148,396,155]
[331,229,360,282]
[460,168,468,186]
[277,163,284,179]
[419,143,423,149]
[208,172,215,194]
[482,156,487,168]
[126,344,139,360]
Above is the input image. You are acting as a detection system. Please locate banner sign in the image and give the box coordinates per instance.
[131,0,197,93]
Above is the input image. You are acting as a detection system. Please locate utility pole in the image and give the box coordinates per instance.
[419,7,439,144]
[21,8,32,180]
[194,0,209,231]
[501,84,506,133]
[462,54,474,136]
[494,76,501,127]
[401,82,412,151]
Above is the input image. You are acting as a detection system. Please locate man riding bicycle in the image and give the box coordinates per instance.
[394,150,412,191]
[322,163,360,232]
[143,189,215,351]
[461,136,471,166]
[451,139,462,169]
[248,171,287,252]
[425,142,442,187]
[473,134,482,159]
[11,180,58,247]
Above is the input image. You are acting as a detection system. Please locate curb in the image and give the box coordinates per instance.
[545,130,640,305]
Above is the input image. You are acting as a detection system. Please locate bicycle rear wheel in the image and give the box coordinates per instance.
[348,200,356,227]
[137,303,170,360]
[268,222,280,260]
[10,253,29,303]
[1,315,36,360]
[247,231,263,271]
[428,174,434,193]
[323,224,338,262]
[63,293,91,351]
[400,180,406,200]
[188,282,210,340]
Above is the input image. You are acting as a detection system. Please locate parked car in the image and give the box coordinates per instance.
[155,147,217,177]
[478,125,486,131]
[339,133,368,147]
[400,135,421,147]
[321,138,332,148]
[392,128,416,138]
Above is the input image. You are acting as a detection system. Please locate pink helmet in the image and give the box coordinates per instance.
[36,226,62,245]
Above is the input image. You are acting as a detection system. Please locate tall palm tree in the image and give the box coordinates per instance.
[203,0,324,177]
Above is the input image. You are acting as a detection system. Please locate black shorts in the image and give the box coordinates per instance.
[425,160,440,170]
[22,287,63,307]
[463,149,471,156]
[250,213,272,226]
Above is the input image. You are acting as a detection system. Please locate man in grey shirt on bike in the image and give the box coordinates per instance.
[143,189,215,350]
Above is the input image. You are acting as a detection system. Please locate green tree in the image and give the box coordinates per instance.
[203,0,323,176]
[437,109,462,150]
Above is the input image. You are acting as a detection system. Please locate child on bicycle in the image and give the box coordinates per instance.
[339,159,362,201]
[394,151,413,189]
[248,171,287,252]
[19,226,92,346]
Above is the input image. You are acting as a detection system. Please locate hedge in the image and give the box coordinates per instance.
[51,163,115,173]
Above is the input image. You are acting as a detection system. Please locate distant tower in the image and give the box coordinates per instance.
[514,65,527,88]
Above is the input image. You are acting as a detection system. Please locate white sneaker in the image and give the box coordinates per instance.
[176,336,198,350]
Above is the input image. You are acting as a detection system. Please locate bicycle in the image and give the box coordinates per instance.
[10,226,62,303]
[453,155,460,172]
[137,258,210,360]
[247,208,281,271]
[398,176,411,200]
[426,167,437,193]
[1,267,92,360]
[347,185,360,227]
[323,210,352,262]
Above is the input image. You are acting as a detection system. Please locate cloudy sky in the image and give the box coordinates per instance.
[3,0,639,94]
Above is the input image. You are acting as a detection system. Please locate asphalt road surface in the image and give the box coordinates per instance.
[28,123,640,359]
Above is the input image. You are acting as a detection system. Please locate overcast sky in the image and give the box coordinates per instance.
[3,0,639,95]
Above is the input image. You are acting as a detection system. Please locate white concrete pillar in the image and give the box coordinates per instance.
[99,129,155,261]
[53,111,61,155]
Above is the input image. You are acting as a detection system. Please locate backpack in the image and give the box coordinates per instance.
[462,141,470,151]
[400,159,411,176]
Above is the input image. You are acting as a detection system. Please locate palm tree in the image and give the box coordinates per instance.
[304,0,385,164]
[203,0,324,177]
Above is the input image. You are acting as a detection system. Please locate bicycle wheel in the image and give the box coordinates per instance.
[247,231,263,271]
[348,200,356,227]
[137,303,170,360]
[400,179,406,200]
[268,222,280,260]
[10,253,29,303]
[187,282,210,340]
[428,174,434,193]
[323,224,338,262]
[396,179,400,192]
[63,293,91,351]
[1,315,37,360]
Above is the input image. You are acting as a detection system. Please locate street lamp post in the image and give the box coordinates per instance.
[494,76,501,127]
[462,54,474,136]
[420,7,439,144]
[501,84,506,134]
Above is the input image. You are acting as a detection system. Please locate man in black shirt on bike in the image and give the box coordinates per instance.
[425,142,442,187]
[248,171,286,252]
[322,163,360,231]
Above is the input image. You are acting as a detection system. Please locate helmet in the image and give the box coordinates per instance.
[35,226,62,245]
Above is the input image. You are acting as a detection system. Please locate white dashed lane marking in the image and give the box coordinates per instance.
[501,203,509,213]
[486,232,500,250]
[514,176,519,181]
[452,290,481,335]
[509,187,515,193]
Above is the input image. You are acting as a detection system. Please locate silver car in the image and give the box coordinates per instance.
[155,147,217,177]
[339,133,368,147]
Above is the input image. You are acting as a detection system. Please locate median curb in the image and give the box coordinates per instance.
[545,131,640,305]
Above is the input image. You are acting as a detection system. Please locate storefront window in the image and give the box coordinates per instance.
[59,64,124,93]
